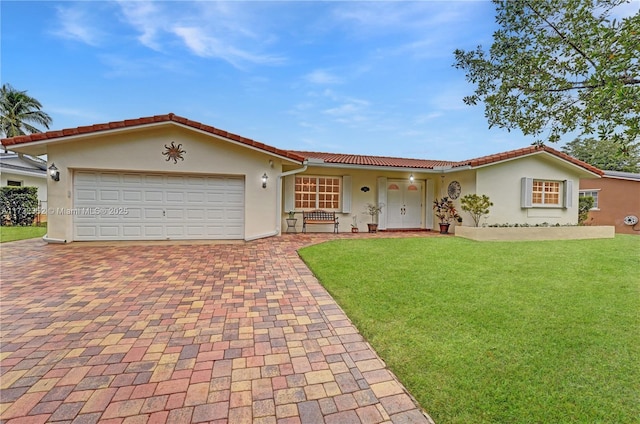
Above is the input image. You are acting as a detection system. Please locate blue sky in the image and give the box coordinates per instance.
[3,1,635,161]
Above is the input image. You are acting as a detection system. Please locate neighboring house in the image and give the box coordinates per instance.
[579,171,640,235]
[1,113,602,243]
[0,151,48,209]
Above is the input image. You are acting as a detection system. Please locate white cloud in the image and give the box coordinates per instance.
[305,69,343,85]
[52,5,104,46]
[172,26,284,69]
[115,1,164,50]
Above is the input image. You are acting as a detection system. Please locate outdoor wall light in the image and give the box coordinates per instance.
[49,163,60,181]
[262,173,268,188]
[409,174,414,183]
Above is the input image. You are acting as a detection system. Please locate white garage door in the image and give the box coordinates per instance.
[73,171,244,241]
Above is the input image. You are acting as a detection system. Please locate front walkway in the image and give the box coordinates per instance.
[1,232,440,423]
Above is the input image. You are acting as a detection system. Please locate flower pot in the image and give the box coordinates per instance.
[351,227,359,233]
[439,223,450,234]
[367,223,378,233]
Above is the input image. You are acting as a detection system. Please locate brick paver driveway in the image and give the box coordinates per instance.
[1,233,435,424]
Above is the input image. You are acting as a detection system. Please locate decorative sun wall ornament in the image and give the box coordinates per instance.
[162,142,186,164]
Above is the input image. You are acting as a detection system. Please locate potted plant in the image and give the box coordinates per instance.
[351,215,359,233]
[364,203,384,233]
[433,196,462,234]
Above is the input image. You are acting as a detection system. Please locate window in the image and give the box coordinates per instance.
[579,190,599,209]
[7,180,22,187]
[295,176,341,210]
[522,178,572,208]
[532,180,561,205]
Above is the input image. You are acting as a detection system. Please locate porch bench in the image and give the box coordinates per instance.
[302,210,339,233]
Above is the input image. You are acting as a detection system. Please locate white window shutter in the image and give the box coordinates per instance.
[521,177,533,208]
[564,180,573,208]
[284,175,295,212]
[342,175,352,213]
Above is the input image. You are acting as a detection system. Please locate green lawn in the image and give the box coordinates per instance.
[0,224,47,243]
[299,236,640,424]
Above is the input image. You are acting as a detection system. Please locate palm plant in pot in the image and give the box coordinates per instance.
[433,196,462,234]
[364,203,384,233]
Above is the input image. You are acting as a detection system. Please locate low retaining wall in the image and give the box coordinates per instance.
[455,226,615,241]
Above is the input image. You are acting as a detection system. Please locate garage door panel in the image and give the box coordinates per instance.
[166,226,186,237]
[74,171,244,240]
[123,208,142,219]
[75,171,99,183]
[144,209,164,219]
[166,209,185,219]
[76,189,98,202]
[123,226,142,237]
[75,226,97,237]
[122,174,143,184]
[166,192,185,203]
[145,191,164,202]
[98,226,119,237]
[123,190,143,202]
[99,174,120,183]
[166,175,185,185]
[186,209,205,219]
[99,190,120,201]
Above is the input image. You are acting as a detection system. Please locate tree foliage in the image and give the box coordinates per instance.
[460,194,493,227]
[454,0,640,146]
[0,186,38,226]
[0,84,52,138]
[562,137,640,172]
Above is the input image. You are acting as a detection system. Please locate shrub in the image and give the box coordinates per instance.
[578,196,595,225]
[460,194,493,227]
[0,186,38,226]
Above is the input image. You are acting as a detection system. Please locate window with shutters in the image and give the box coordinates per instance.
[532,180,561,205]
[295,176,341,210]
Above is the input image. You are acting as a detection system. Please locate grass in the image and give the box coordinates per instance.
[0,223,47,243]
[298,236,640,423]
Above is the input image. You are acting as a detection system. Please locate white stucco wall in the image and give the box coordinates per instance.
[281,166,439,233]
[44,124,287,241]
[475,154,582,226]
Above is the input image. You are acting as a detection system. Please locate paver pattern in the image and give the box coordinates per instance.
[1,232,438,423]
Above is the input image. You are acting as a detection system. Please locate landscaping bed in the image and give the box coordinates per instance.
[455,225,615,241]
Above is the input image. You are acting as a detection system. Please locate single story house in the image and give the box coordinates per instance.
[1,151,49,224]
[579,171,640,235]
[0,151,48,205]
[1,113,603,243]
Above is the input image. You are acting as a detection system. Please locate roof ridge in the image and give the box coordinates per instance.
[1,113,306,163]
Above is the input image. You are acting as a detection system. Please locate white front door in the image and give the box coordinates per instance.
[386,180,422,228]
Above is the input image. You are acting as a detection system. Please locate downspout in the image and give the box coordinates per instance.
[42,235,67,244]
[276,162,308,234]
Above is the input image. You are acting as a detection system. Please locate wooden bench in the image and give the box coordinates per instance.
[302,210,339,233]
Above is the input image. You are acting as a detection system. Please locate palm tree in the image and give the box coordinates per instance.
[0,84,53,138]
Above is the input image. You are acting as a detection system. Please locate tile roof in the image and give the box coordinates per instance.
[287,150,458,169]
[289,145,603,175]
[0,113,602,176]
[460,145,604,176]
[0,113,306,163]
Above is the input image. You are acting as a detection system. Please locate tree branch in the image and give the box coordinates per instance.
[513,76,640,93]
[523,0,599,71]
